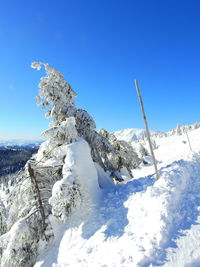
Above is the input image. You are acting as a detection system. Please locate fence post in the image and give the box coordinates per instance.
[134,80,159,179]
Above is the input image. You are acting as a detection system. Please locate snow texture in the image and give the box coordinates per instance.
[32,126,200,267]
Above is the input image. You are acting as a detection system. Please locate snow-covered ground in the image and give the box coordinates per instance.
[34,127,200,267]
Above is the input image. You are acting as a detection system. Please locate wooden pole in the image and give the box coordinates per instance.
[134,80,159,179]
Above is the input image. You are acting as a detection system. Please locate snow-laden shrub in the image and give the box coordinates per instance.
[0,217,44,267]
[41,117,78,146]
[139,143,149,160]
[0,199,7,236]
[49,171,81,220]
[194,122,200,129]
[176,124,182,135]
[151,139,158,149]
[0,174,52,266]
[99,128,141,176]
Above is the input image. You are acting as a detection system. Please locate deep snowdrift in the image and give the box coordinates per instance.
[33,127,200,267]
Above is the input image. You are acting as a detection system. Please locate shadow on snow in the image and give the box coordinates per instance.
[146,156,200,266]
[81,175,155,240]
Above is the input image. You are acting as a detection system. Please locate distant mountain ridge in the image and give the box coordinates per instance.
[0,139,43,149]
[113,128,160,143]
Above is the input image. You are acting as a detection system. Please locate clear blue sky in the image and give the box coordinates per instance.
[1,0,200,140]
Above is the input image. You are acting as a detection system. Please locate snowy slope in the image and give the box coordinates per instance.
[34,127,200,267]
[114,128,160,143]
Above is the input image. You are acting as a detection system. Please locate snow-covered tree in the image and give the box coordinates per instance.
[0,199,7,235]
[99,129,141,176]
[31,62,129,181]
[177,124,182,135]
[151,139,158,150]
[139,143,149,157]
[0,62,143,266]
[31,62,77,127]
[194,122,200,130]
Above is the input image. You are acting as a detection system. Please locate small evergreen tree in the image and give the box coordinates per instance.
[176,124,182,135]
[151,139,158,150]
[139,143,149,157]
[194,122,200,129]
[99,129,141,177]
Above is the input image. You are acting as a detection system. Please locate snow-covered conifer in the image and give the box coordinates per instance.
[31,63,125,180]
[139,143,149,157]
[194,122,200,129]
[0,199,7,235]
[176,124,182,135]
[99,129,141,177]
[152,139,158,149]
[31,62,77,127]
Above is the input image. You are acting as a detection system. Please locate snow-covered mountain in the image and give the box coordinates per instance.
[0,139,43,149]
[114,128,160,143]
